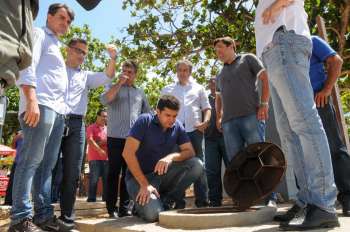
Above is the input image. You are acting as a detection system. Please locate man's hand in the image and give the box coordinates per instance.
[116,74,128,86]
[216,117,223,132]
[154,156,173,175]
[98,148,107,158]
[195,121,209,133]
[262,0,294,24]
[24,99,40,127]
[136,185,160,206]
[257,105,269,120]
[315,88,332,108]
[106,44,117,60]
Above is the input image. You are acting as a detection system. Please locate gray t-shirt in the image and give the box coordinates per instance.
[216,53,264,123]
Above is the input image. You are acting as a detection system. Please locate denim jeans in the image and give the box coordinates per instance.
[317,98,350,204]
[87,160,108,202]
[204,137,229,206]
[106,137,129,214]
[126,157,203,222]
[222,113,265,162]
[261,28,336,212]
[11,105,65,225]
[187,130,209,206]
[59,117,86,223]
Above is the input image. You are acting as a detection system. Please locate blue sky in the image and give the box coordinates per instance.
[34,0,134,42]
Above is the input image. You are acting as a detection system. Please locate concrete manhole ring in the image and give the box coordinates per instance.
[159,206,277,229]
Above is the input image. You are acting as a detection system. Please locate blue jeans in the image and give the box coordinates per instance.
[261,28,336,212]
[222,113,265,162]
[205,137,229,206]
[59,117,86,223]
[187,130,209,206]
[126,157,203,222]
[317,98,350,204]
[88,160,108,202]
[11,105,65,225]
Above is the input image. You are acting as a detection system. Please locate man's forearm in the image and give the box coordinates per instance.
[215,94,223,120]
[105,58,116,78]
[168,149,194,162]
[88,138,104,153]
[259,71,270,104]
[123,151,149,187]
[22,85,37,102]
[104,83,122,102]
[324,55,343,91]
[202,108,211,124]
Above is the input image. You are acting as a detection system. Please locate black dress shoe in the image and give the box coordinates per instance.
[279,204,340,231]
[341,200,350,216]
[274,204,304,222]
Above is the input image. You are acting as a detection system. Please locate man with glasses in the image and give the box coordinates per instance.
[57,38,116,231]
[9,3,74,232]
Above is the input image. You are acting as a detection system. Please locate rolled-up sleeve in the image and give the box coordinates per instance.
[199,86,211,110]
[86,71,112,89]
[17,28,45,88]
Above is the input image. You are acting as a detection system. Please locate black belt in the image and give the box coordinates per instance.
[66,114,84,120]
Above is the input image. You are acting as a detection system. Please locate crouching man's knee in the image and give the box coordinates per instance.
[138,197,163,222]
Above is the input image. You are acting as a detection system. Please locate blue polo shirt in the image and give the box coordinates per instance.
[309,36,337,92]
[126,113,190,179]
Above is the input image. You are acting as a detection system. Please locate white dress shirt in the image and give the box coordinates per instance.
[161,79,211,133]
[254,0,310,58]
[66,67,111,116]
[17,27,68,115]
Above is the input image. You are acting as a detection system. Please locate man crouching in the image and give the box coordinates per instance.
[122,94,203,222]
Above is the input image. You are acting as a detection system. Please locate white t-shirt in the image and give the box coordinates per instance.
[254,0,311,58]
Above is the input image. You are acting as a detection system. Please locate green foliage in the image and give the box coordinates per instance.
[120,0,350,134]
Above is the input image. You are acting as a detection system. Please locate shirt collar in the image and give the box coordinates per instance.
[67,66,81,72]
[176,76,195,86]
[43,26,55,36]
[224,54,241,66]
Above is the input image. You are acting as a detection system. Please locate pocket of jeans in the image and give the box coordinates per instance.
[291,37,312,68]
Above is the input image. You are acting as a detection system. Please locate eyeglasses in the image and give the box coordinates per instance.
[69,46,87,57]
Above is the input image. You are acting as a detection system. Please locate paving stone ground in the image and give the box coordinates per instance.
[1,202,350,232]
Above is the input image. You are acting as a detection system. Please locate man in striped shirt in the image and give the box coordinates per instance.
[100,60,151,218]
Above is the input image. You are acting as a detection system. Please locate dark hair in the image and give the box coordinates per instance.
[48,3,75,21]
[122,60,138,73]
[97,109,107,116]
[157,95,180,111]
[176,59,193,73]
[68,38,87,47]
[213,36,236,51]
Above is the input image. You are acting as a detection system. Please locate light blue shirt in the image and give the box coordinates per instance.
[17,27,68,115]
[66,67,111,116]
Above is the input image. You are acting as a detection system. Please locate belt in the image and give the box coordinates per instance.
[66,114,84,120]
